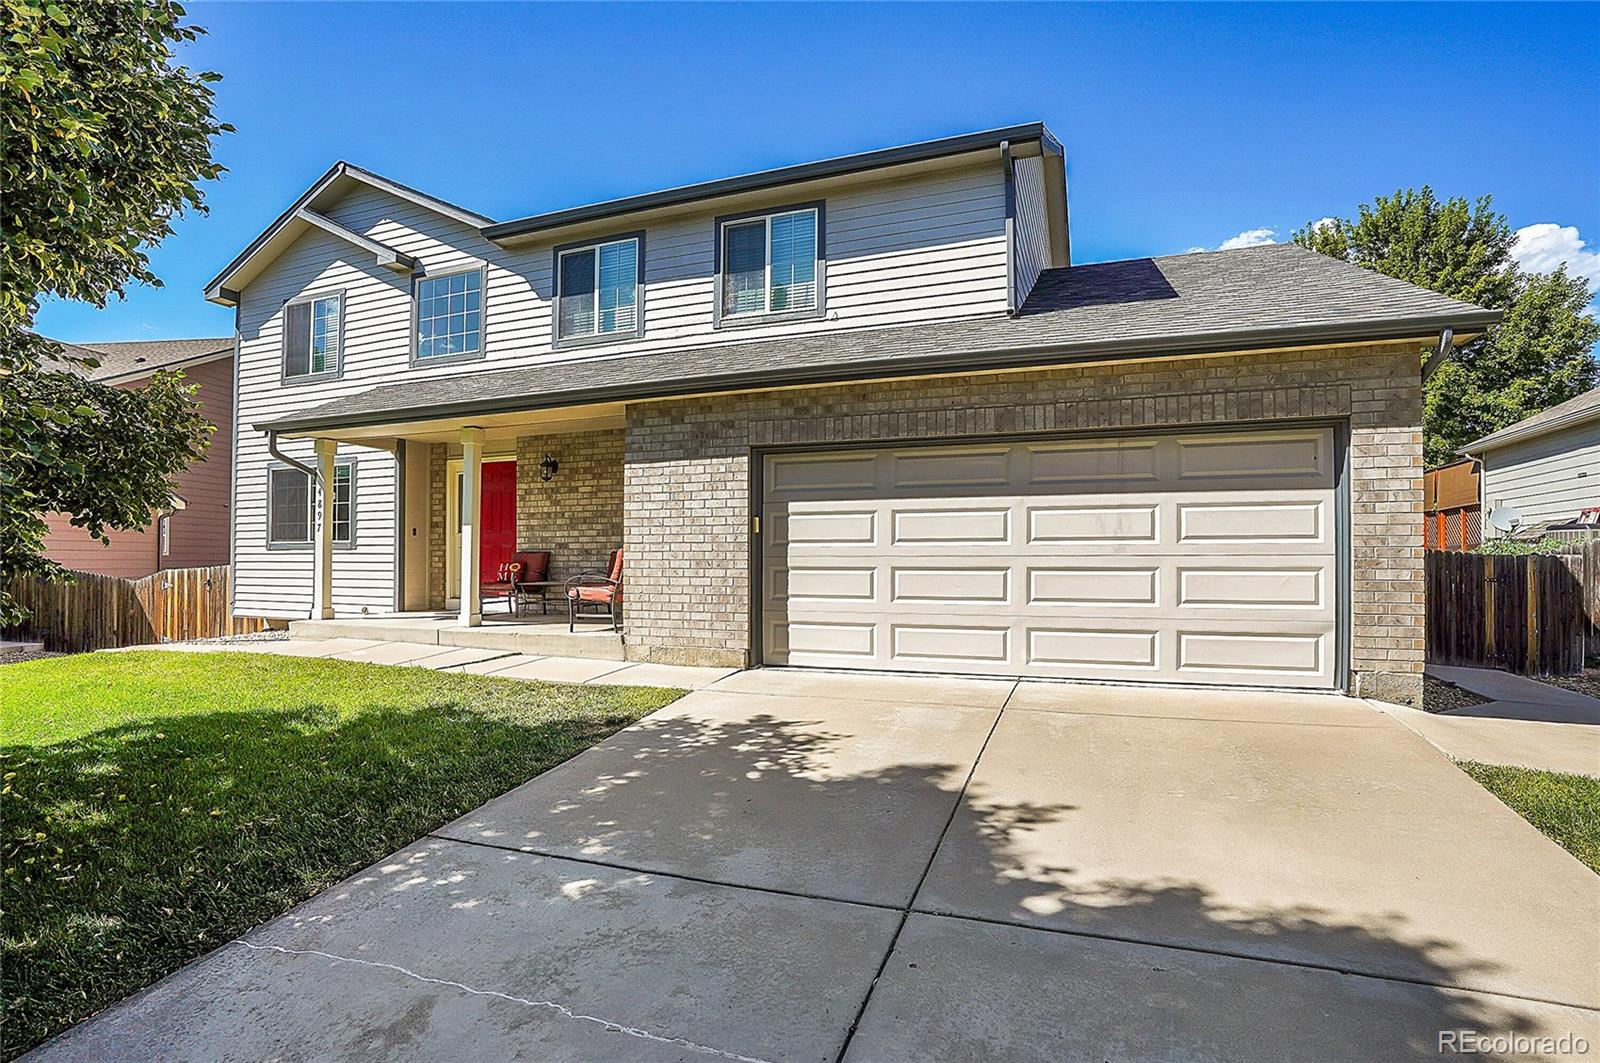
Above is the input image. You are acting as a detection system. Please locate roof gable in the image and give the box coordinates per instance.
[204,162,491,306]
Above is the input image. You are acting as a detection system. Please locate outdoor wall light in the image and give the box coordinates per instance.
[540,454,559,482]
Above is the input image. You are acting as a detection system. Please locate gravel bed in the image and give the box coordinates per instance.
[1423,674,1494,714]
[1539,669,1600,700]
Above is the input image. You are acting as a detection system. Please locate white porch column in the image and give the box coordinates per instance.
[459,427,485,627]
[311,437,337,620]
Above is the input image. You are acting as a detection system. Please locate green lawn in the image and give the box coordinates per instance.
[1,650,683,1057]
[1458,760,1600,874]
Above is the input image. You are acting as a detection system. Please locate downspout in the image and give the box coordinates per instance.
[1000,140,1016,316]
[266,429,320,484]
[1421,327,1454,382]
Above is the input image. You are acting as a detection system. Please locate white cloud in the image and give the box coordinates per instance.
[1219,227,1278,250]
[1310,216,1338,233]
[1512,223,1600,295]
[1187,227,1280,254]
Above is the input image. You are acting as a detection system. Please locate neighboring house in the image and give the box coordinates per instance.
[205,123,1499,704]
[1460,387,1600,538]
[42,338,234,578]
[1423,458,1481,550]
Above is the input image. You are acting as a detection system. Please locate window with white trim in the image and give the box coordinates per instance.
[720,208,819,319]
[416,270,483,360]
[557,237,640,341]
[158,514,171,557]
[268,462,354,546]
[283,292,341,379]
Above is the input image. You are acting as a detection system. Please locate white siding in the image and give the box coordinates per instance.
[1480,421,1600,535]
[1011,156,1051,309]
[232,161,1012,617]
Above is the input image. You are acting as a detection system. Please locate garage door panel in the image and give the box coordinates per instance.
[891,566,1011,604]
[1024,441,1159,485]
[1027,504,1159,544]
[761,429,1339,689]
[1176,631,1328,680]
[891,447,1012,489]
[1176,433,1329,482]
[1177,500,1329,544]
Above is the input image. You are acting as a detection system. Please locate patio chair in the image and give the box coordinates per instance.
[508,550,553,616]
[566,548,623,632]
[481,559,525,614]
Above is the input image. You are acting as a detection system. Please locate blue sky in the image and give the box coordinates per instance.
[38,1,1600,343]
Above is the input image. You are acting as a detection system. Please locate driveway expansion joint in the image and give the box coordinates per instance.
[832,679,1019,1063]
[426,832,906,913]
[901,905,1600,1015]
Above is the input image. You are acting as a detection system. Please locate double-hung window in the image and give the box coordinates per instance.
[718,206,821,322]
[268,461,354,547]
[555,235,642,344]
[283,291,341,379]
[415,269,483,361]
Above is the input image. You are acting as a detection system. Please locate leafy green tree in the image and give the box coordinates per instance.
[1,0,230,623]
[1293,188,1598,467]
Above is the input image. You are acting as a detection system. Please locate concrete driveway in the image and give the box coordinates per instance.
[30,673,1600,1062]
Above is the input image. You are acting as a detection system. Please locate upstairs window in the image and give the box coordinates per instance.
[416,269,483,361]
[283,292,341,380]
[268,461,355,547]
[718,206,821,322]
[556,235,642,344]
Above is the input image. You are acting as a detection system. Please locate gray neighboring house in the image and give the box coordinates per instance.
[205,122,1502,705]
[1460,386,1600,537]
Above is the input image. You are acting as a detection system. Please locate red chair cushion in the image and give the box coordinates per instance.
[608,548,624,583]
[568,585,616,604]
[515,551,550,582]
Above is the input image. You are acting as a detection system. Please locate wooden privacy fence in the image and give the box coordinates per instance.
[4,565,263,653]
[1425,546,1596,676]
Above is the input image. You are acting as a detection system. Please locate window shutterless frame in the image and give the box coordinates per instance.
[265,458,357,550]
[712,201,826,330]
[410,265,488,367]
[551,231,646,350]
[280,288,345,385]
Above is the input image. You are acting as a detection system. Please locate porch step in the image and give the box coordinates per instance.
[288,615,626,662]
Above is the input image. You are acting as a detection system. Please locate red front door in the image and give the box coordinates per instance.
[479,461,516,583]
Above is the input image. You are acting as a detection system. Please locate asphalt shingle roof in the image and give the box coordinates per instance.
[261,243,1498,433]
[48,337,233,382]
[1461,386,1600,453]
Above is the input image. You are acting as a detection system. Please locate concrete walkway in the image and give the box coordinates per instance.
[118,637,739,689]
[1383,665,1600,778]
[28,674,1600,1061]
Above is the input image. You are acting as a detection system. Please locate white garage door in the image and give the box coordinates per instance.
[759,428,1340,688]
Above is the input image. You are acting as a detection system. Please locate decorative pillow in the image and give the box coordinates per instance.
[497,561,522,582]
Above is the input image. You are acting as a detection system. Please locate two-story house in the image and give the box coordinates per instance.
[43,337,235,578]
[206,124,1498,704]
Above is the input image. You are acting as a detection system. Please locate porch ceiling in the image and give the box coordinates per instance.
[299,401,625,447]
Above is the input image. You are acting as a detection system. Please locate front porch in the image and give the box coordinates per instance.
[289,609,625,661]
[288,402,628,651]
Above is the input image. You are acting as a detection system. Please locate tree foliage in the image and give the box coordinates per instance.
[1293,188,1599,467]
[1,0,229,624]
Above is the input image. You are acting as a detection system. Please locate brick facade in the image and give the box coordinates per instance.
[514,428,624,581]
[427,443,447,609]
[621,342,1426,704]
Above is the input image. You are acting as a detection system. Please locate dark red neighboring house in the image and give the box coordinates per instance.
[42,337,235,578]
[1423,458,1481,551]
